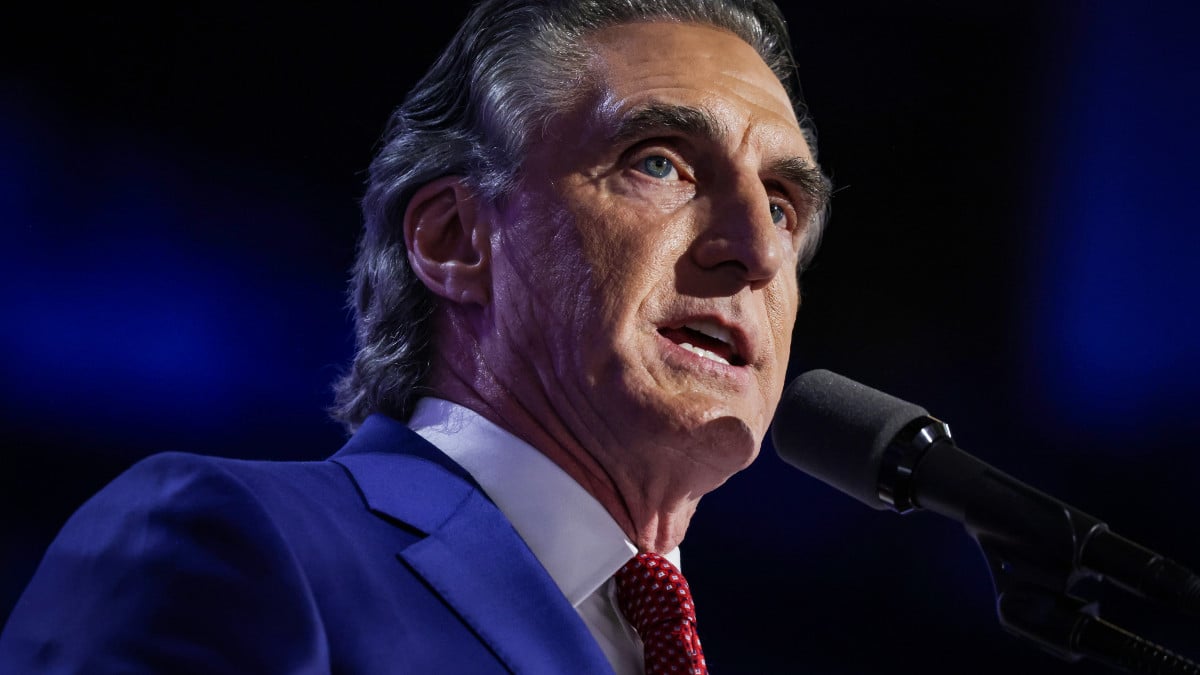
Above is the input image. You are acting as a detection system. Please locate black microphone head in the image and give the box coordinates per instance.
[771,369,929,509]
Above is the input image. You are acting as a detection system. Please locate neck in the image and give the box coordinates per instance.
[428,359,734,555]
[424,306,759,554]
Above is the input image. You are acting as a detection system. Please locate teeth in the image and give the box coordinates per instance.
[678,342,732,366]
[684,320,733,348]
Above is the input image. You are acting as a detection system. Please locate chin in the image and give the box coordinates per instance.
[628,384,768,472]
[697,411,765,468]
[599,343,774,463]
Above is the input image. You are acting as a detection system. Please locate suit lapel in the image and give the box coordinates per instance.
[333,415,614,674]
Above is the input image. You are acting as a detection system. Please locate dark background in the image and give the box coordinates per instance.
[3,1,1197,672]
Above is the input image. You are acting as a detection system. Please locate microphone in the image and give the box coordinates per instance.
[770,369,1200,618]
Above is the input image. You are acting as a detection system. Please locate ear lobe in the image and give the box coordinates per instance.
[404,176,491,306]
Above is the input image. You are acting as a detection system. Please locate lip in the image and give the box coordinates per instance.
[654,331,755,389]
[655,312,757,370]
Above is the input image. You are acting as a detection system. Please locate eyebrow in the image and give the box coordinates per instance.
[609,102,728,147]
[608,102,831,208]
[768,156,832,209]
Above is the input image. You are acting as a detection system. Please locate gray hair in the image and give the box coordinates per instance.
[331,0,823,431]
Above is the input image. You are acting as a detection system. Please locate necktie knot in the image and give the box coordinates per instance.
[615,552,707,675]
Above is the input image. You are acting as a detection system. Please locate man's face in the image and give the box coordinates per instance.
[483,21,822,484]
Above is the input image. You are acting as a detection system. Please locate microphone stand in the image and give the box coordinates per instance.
[996,583,1198,673]
[880,418,1200,672]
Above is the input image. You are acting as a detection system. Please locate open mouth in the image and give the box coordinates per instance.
[658,320,746,367]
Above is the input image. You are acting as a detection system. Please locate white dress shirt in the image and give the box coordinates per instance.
[408,398,682,675]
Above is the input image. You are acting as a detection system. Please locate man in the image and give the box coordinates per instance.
[0,0,829,672]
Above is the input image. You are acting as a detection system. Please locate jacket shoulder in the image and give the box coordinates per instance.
[0,451,335,674]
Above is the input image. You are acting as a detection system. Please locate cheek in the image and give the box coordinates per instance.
[488,212,596,362]
[771,267,801,313]
[507,200,592,297]
[765,279,800,363]
[576,205,674,312]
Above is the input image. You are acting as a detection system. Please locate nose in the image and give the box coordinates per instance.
[690,176,785,290]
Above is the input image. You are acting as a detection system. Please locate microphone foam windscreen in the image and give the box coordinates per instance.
[771,369,929,509]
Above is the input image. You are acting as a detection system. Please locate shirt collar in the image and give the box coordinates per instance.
[407,397,681,606]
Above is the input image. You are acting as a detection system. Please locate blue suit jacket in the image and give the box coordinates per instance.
[0,414,615,674]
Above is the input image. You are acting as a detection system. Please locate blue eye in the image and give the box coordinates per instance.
[769,202,787,225]
[640,155,677,179]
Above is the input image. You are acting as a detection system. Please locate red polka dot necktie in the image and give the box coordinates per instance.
[614,552,708,675]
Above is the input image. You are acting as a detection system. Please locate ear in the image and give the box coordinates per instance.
[403,176,491,307]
